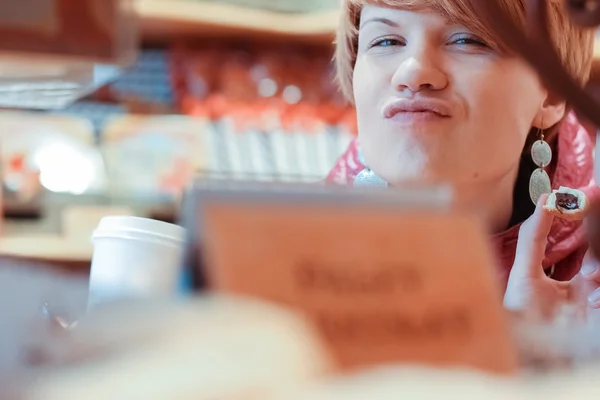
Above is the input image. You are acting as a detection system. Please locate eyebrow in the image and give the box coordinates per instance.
[359,17,399,29]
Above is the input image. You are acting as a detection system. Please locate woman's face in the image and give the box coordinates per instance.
[353,5,562,185]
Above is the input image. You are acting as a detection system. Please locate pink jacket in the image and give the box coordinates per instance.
[326,112,598,289]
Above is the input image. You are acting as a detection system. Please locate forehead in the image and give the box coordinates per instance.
[360,5,452,27]
[359,0,471,22]
[356,0,510,48]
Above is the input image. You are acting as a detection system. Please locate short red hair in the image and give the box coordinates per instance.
[335,0,595,102]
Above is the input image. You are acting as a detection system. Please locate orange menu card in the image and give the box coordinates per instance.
[194,184,517,375]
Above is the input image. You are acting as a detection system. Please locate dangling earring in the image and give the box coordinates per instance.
[529,123,553,205]
[354,147,388,188]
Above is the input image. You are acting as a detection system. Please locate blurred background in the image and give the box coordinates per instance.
[0,0,352,276]
[0,0,599,278]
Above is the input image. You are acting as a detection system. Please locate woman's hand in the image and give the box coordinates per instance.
[504,194,600,318]
[577,250,600,327]
[579,252,600,308]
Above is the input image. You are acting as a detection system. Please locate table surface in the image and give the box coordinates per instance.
[0,193,153,262]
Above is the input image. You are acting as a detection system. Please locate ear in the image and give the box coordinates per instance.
[533,92,566,129]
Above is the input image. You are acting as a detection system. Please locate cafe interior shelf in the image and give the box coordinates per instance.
[136,0,339,45]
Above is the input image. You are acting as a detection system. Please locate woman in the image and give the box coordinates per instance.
[327,0,600,312]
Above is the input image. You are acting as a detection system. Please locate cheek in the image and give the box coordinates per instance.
[454,62,544,145]
[353,63,370,111]
[353,57,388,111]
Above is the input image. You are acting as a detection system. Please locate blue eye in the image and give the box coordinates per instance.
[370,38,403,48]
[451,36,487,47]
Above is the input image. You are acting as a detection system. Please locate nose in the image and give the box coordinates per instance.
[391,46,448,93]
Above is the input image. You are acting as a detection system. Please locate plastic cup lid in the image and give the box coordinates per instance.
[92,216,186,245]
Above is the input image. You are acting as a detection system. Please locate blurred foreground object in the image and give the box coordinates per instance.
[4,266,600,399]
[265,361,600,400]
[5,296,332,400]
[0,263,88,374]
[0,0,138,110]
[267,367,522,400]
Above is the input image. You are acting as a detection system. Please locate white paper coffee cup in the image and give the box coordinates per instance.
[87,216,187,310]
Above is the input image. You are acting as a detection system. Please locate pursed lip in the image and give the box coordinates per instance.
[383,98,453,119]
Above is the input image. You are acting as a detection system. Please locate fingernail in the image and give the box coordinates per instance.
[581,263,598,276]
[589,288,600,304]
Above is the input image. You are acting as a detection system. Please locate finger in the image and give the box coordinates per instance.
[569,273,594,317]
[580,257,600,309]
[587,287,600,309]
[572,251,600,309]
[511,194,554,280]
[579,250,600,282]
